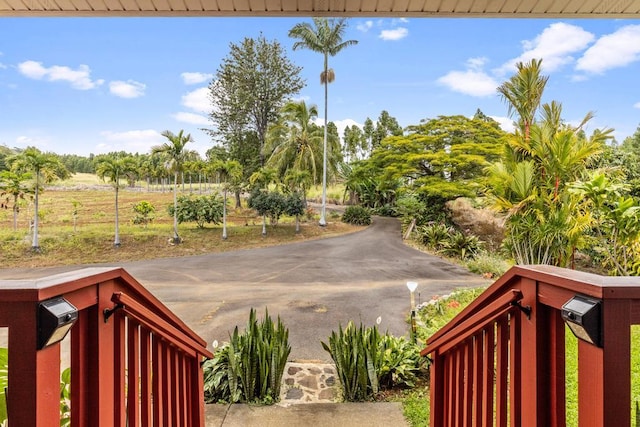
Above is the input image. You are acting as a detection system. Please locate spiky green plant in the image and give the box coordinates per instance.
[439,231,482,259]
[203,308,290,404]
[418,223,451,250]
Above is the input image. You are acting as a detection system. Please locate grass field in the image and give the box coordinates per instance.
[0,174,358,268]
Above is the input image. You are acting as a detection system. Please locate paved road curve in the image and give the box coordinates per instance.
[0,216,490,361]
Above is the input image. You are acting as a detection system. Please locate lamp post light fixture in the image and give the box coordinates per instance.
[406,281,418,343]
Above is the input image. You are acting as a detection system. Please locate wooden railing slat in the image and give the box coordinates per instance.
[140,326,153,427]
[127,318,141,427]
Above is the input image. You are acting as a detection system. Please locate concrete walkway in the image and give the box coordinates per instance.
[204,402,408,427]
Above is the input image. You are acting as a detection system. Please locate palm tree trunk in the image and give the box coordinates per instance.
[173,171,180,243]
[32,173,40,250]
[319,52,329,227]
[114,187,121,247]
[12,196,18,231]
[222,188,228,240]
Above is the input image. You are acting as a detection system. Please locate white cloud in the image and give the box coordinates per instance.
[17,60,104,90]
[109,80,146,98]
[391,18,409,25]
[97,129,165,154]
[181,72,214,85]
[357,20,373,32]
[491,116,516,133]
[495,23,595,75]
[173,112,210,125]
[181,87,210,113]
[576,25,640,74]
[0,63,6,70]
[14,134,50,149]
[437,70,499,97]
[634,102,640,109]
[312,117,362,140]
[379,27,408,41]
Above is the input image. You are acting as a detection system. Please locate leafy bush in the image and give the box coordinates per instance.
[465,251,513,278]
[439,231,482,259]
[322,322,422,402]
[132,201,155,227]
[203,308,290,404]
[342,206,371,226]
[284,192,305,218]
[168,194,223,228]
[60,367,71,426]
[377,335,422,389]
[417,223,451,249]
[372,204,397,217]
[248,190,288,226]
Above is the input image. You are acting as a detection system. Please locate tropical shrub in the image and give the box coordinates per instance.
[322,322,422,402]
[60,367,71,426]
[439,231,482,260]
[341,206,371,226]
[377,335,422,389]
[248,190,288,226]
[132,200,156,227]
[417,223,451,250]
[203,308,290,404]
[168,194,223,228]
[465,251,513,278]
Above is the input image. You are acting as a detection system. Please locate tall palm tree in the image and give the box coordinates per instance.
[8,147,69,250]
[265,100,324,184]
[96,156,137,247]
[152,130,193,244]
[289,18,358,226]
[497,58,548,142]
[213,159,242,240]
[0,170,34,231]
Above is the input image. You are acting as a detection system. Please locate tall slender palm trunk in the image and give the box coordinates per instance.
[31,174,40,250]
[114,187,121,247]
[319,52,328,227]
[173,171,180,242]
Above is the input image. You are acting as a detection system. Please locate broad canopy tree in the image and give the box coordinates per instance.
[365,114,507,202]
[207,34,304,198]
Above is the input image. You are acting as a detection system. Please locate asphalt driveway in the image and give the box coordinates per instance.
[0,216,489,360]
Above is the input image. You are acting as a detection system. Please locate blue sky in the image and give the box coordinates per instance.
[1,17,639,157]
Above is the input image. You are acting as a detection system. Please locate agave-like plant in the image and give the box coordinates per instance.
[203,308,290,404]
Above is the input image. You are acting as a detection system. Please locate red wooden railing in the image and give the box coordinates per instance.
[0,267,213,426]
[422,265,640,427]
